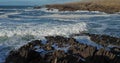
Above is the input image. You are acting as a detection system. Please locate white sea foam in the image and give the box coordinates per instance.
[0,22,87,62]
[40,8,81,13]
[0,7,119,63]
[0,12,20,18]
[39,8,107,14]
[0,12,4,13]
[40,8,59,13]
[75,10,106,14]
[40,14,110,19]
[75,10,90,13]
[74,36,103,49]
[0,22,87,38]
[18,14,110,19]
[52,44,70,52]
[24,9,34,12]
[0,22,87,49]
[0,22,87,47]
[53,18,78,22]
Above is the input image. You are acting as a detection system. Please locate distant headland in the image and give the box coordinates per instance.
[34,0,120,13]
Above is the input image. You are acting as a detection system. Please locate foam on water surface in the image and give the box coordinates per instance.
[0,12,21,18]
[40,8,59,13]
[0,22,87,37]
[74,36,103,49]
[0,20,87,62]
[39,8,106,14]
[40,14,110,19]
[0,7,120,63]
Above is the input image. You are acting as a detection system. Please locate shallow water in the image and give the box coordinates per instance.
[0,6,120,62]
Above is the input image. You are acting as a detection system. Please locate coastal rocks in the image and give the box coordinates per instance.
[5,50,42,63]
[34,0,120,13]
[5,40,43,63]
[83,33,120,47]
[92,48,116,63]
[110,47,120,55]
[45,5,79,11]
[5,34,120,63]
[34,6,42,9]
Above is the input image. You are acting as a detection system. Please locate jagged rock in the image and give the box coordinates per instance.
[5,50,42,63]
[5,35,120,63]
[110,47,120,55]
[45,36,68,43]
[88,48,117,63]
[43,44,54,51]
[83,33,120,47]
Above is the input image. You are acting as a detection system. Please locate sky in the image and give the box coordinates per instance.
[0,0,80,6]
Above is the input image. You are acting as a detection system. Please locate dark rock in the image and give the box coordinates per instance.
[5,50,42,63]
[83,33,120,47]
[5,35,120,63]
[34,6,42,9]
[87,48,117,63]
[110,47,120,55]
[43,44,54,51]
[5,40,43,63]
[45,36,68,43]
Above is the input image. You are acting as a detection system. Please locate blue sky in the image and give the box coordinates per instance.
[0,0,80,6]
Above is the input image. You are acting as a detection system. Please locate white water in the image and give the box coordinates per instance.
[0,22,87,37]
[40,14,110,18]
[0,7,120,63]
[0,9,87,62]
[74,36,103,49]
[0,12,21,18]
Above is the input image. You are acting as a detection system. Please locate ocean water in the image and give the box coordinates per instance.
[0,6,120,62]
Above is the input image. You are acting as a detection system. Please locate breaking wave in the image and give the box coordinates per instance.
[0,7,120,63]
[0,22,87,62]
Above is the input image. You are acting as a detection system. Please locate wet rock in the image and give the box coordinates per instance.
[83,33,120,47]
[34,6,42,9]
[88,48,117,63]
[5,40,43,63]
[96,48,116,59]
[5,50,42,63]
[43,44,54,51]
[19,40,43,50]
[5,35,120,63]
[45,36,68,43]
[68,38,78,45]
[110,47,120,55]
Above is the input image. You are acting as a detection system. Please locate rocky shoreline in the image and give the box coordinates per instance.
[5,33,120,63]
[34,0,120,14]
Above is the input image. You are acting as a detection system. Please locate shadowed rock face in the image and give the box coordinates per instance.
[5,34,120,63]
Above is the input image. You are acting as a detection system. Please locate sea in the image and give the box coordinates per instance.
[0,6,120,62]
